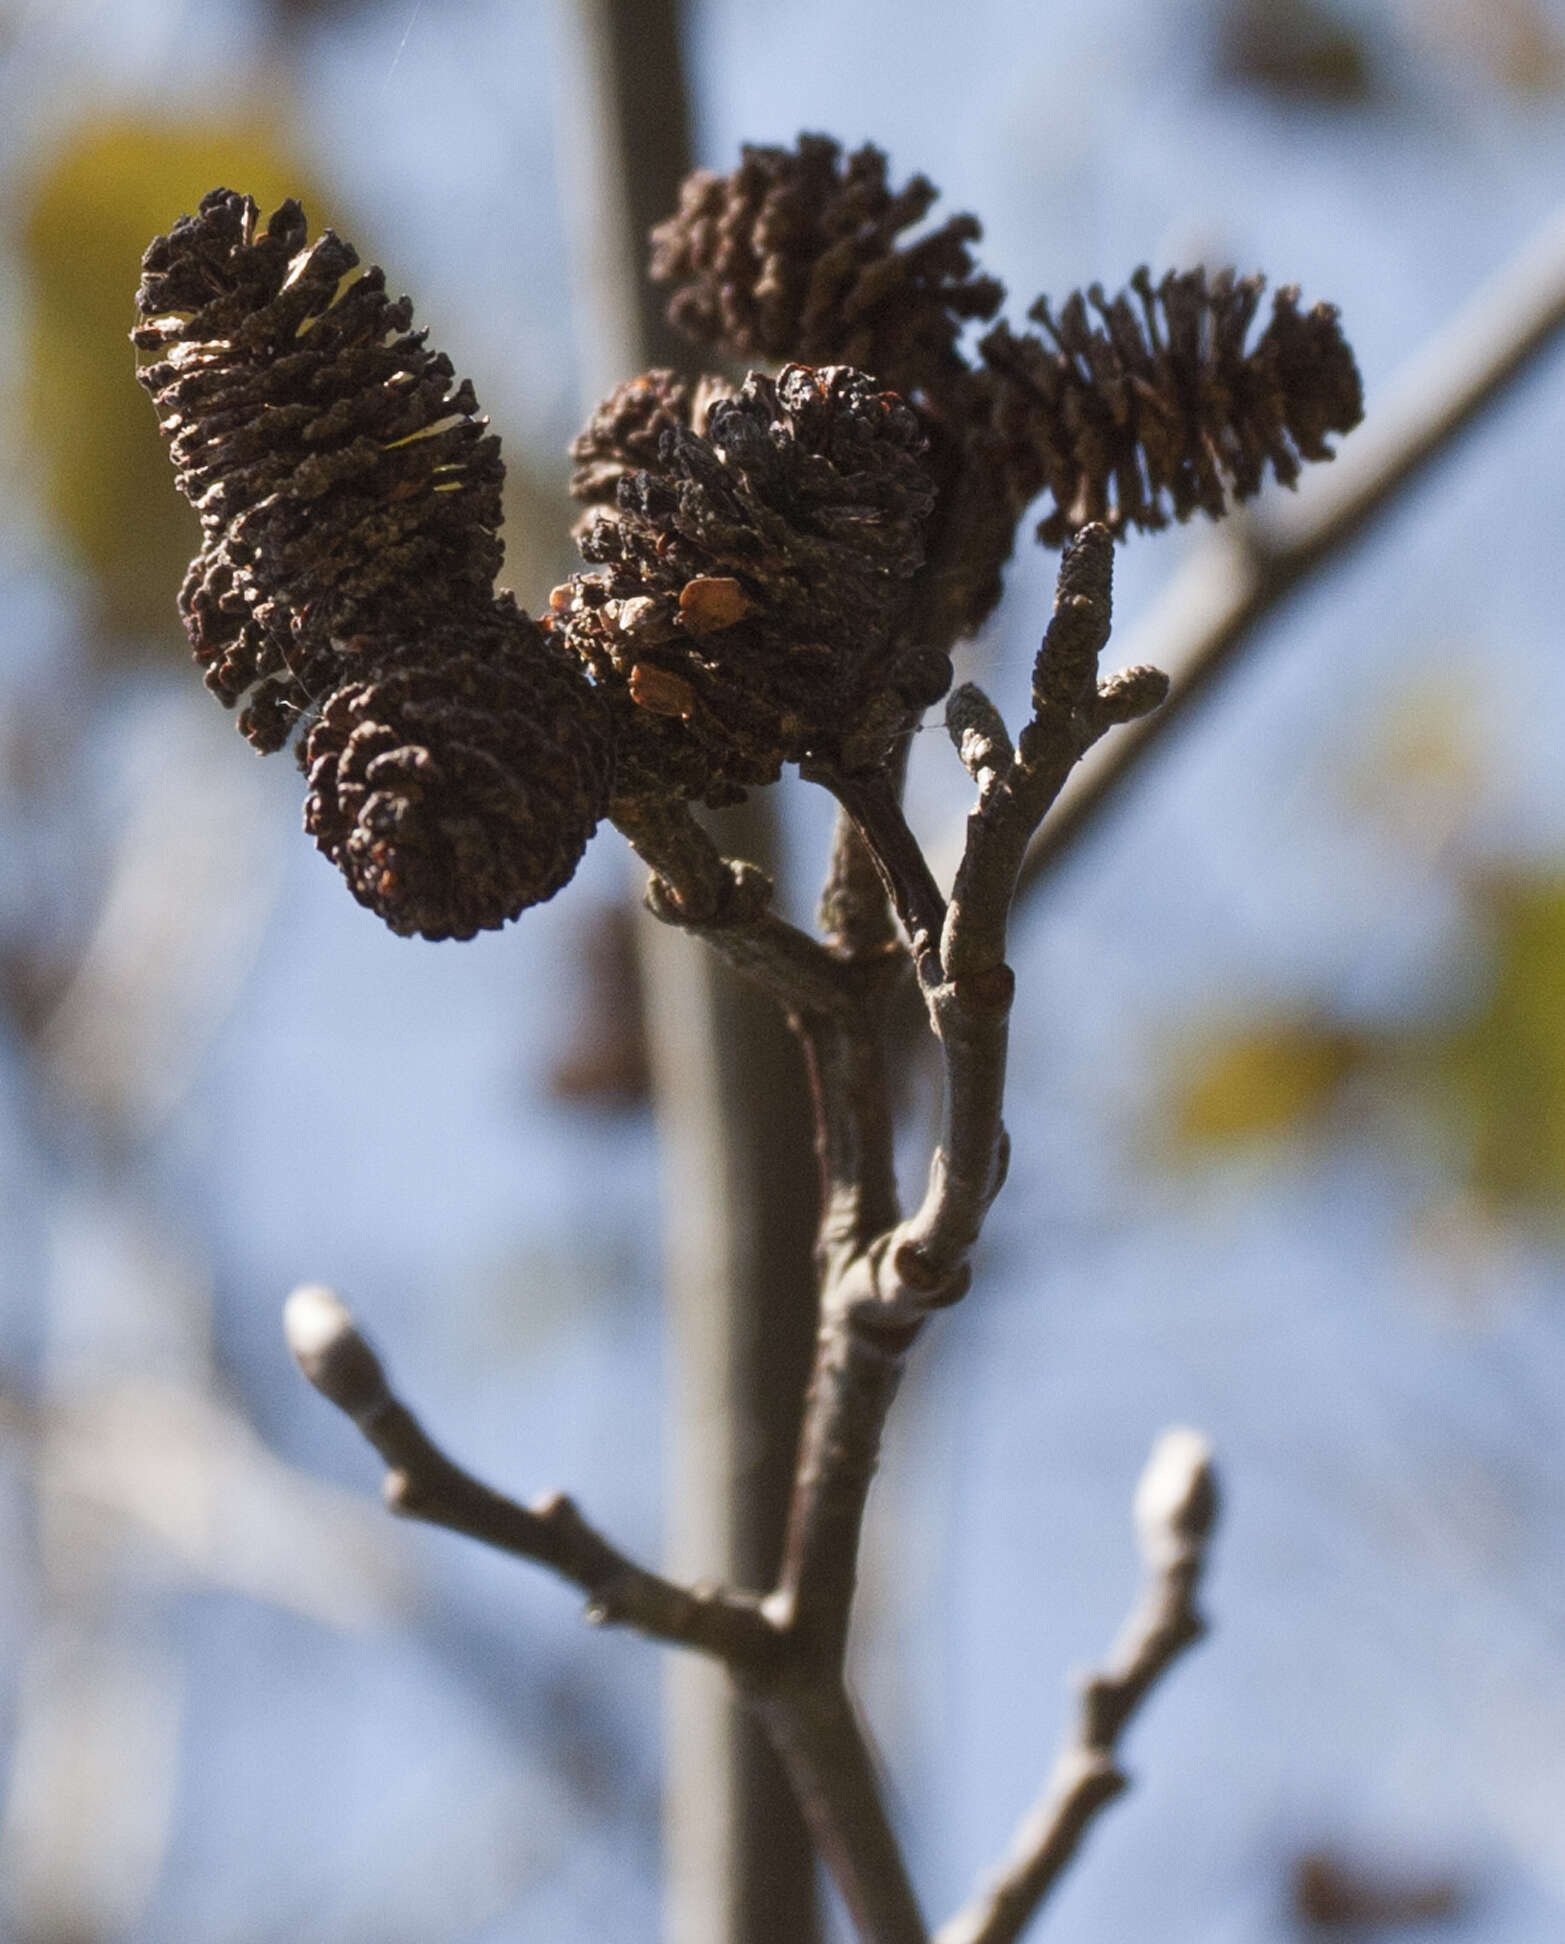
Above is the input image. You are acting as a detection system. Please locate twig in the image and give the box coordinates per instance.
[936,1429,1218,1944]
[820,804,902,962]
[814,767,950,982]
[613,795,856,1018]
[751,1676,930,1944]
[283,1285,776,1669]
[288,1276,934,1941]
[773,1282,915,1667]
[846,531,1162,1317]
[798,1006,902,1274]
[767,535,1171,1752]
[284,511,1187,1944]
[1015,196,1565,898]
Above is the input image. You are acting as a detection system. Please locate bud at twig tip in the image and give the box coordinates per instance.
[1134,1426,1218,1563]
[284,1283,390,1419]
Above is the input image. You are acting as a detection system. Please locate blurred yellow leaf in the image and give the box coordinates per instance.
[1430,875,1565,1213]
[1340,678,1484,855]
[1167,1016,1370,1151]
[20,115,327,648]
[1160,869,1565,1228]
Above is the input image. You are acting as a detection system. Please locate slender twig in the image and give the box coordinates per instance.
[936,1429,1218,1944]
[610,792,734,923]
[773,1281,915,1666]
[798,1005,902,1274]
[285,508,1190,1944]
[813,767,950,982]
[875,971,1011,1308]
[283,1285,776,1668]
[1014,196,1565,899]
[613,794,856,1018]
[840,532,1162,1319]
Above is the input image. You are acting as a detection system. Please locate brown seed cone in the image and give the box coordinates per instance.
[568,368,734,512]
[981,266,1364,545]
[134,188,505,749]
[549,363,947,806]
[649,134,1003,403]
[302,601,613,941]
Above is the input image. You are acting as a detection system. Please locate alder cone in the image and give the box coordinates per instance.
[136,189,615,934]
[568,368,733,512]
[981,266,1364,543]
[302,605,613,941]
[134,188,504,750]
[650,133,1002,401]
[552,363,948,807]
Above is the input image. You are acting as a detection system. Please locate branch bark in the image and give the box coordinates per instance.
[269,155,1565,1944]
[286,506,1212,1944]
[936,1430,1218,1944]
[283,1286,775,1666]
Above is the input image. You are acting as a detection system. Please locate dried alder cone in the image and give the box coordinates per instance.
[984,267,1366,543]
[652,134,1364,625]
[650,132,1004,400]
[648,135,1017,647]
[569,368,735,512]
[552,362,948,807]
[134,189,611,938]
[300,604,611,941]
[135,146,1362,944]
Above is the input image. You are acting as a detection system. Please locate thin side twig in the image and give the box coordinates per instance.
[846,530,1163,1316]
[820,803,902,962]
[283,1285,777,1669]
[936,1429,1219,1944]
[815,767,950,982]
[799,1004,902,1275]
[772,1282,915,1667]
[613,794,856,1017]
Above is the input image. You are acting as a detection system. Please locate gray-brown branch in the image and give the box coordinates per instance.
[936,1429,1218,1944]
[283,529,1182,1944]
[613,794,857,1019]
[283,1284,775,1668]
[842,529,1163,1320]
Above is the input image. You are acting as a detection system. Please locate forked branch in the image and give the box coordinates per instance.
[126,133,1434,1943]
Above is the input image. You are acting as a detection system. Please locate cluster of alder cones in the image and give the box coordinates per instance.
[134,136,1361,940]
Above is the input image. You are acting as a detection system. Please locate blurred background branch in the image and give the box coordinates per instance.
[556,5,823,1939]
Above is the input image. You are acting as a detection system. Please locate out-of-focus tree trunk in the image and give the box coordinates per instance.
[556,6,823,1938]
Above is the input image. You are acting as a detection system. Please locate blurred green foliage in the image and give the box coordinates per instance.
[1164,870,1565,1225]
[22,116,324,648]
